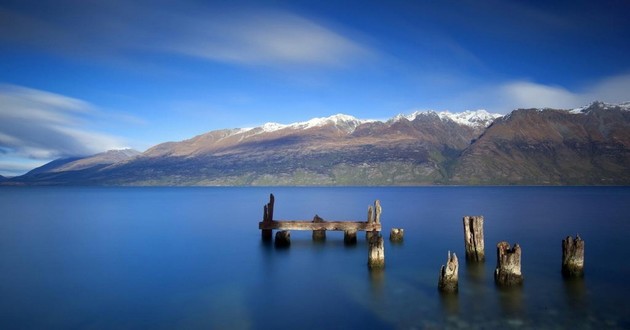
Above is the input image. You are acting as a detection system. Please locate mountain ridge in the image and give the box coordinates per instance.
[5,103,630,186]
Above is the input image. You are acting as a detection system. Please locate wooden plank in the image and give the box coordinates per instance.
[259,220,381,231]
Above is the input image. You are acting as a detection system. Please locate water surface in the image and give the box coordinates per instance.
[0,187,628,329]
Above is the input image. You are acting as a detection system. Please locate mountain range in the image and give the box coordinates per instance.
[5,101,630,186]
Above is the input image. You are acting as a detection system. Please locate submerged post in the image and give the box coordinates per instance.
[344,229,357,244]
[494,242,523,286]
[261,194,275,241]
[562,235,585,277]
[463,216,485,262]
[390,228,404,242]
[312,215,326,241]
[275,230,291,247]
[368,234,385,269]
[438,251,459,293]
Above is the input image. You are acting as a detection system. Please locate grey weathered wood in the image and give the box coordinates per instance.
[494,241,523,286]
[260,220,381,231]
[389,228,404,242]
[275,230,291,247]
[374,200,382,224]
[368,234,385,269]
[463,216,485,262]
[438,251,459,293]
[562,235,585,277]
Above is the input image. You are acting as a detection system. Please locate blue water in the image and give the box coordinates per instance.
[0,187,629,329]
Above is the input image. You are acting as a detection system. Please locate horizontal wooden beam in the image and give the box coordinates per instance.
[259,220,381,232]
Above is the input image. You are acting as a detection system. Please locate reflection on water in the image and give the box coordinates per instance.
[497,285,524,318]
[564,277,587,312]
[465,259,485,284]
[439,291,459,315]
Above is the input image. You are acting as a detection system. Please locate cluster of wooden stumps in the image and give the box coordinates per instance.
[438,215,585,293]
[259,194,400,269]
[259,194,586,287]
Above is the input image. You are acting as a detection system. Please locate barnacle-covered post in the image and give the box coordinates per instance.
[463,216,485,261]
[494,242,523,286]
[438,251,459,293]
[562,235,585,277]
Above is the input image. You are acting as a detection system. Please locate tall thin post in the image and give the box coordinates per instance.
[261,194,274,241]
[463,216,485,262]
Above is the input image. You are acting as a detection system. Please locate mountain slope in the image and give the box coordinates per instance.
[450,102,630,184]
[95,111,495,185]
[16,149,141,184]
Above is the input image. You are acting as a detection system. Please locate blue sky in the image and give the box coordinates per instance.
[1,0,629,176]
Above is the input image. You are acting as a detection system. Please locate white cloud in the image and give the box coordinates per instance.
[0,3,371,69]
[165,10,370,68]
[500,81,580,109]
[0,84,128,175]
[447,73,630,114]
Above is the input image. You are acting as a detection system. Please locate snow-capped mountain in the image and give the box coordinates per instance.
[7,102,630,186]
[392,109,501,128]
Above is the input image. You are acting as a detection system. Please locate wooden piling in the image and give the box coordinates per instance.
[562,235,584,277]
[275,230,291,247]
[366,200,382,240]
[494,241,523,286]
[389,228,404,242]
[344,229,357,244]
[374,200,382,224]
[438,251,459,293]
[261,194,275,241]
[368,234,385,269]
[312,215,326,241]
[463,216,485,262]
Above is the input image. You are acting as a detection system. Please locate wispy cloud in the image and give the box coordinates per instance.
[444,73,630,113]
[0,2,371,69]
[163,10,370,68]
[497,74,630,111]
[0,84,128,173]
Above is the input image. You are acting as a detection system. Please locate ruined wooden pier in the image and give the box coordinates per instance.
[258,193,384,267]
[259,194,382,241]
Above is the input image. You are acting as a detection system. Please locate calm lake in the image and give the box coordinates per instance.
[0,186,629,329]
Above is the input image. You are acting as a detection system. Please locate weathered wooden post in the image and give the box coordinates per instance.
[438,251,459,293]
[344,229,357,244]
[494,242,523,286]
[275,230,291,247]
[366,205,375,240]
[366,200,382,241]
[463,216,484,261]
[312,215,326,241]
[368,234,385,269]
[562,235,585,277]
[389,228,404,242]
[261,194,275,241]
